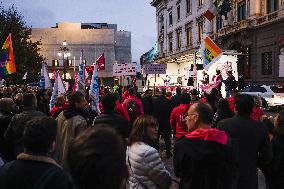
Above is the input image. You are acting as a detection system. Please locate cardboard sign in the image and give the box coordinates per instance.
[113,63,136,76]
[143,63,167,74]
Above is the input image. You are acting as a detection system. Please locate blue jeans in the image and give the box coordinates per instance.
[226,90,232,98]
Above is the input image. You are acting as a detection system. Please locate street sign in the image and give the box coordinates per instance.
[113,63,136,76]
[143,63,167,74]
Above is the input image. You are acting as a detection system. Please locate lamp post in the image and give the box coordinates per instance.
[58,40,71,80]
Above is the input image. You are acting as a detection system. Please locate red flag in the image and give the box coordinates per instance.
[204,10,215,22]
[97,53,105,70]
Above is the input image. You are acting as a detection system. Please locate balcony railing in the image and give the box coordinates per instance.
[214,8,284,38]
[255,9,283,26]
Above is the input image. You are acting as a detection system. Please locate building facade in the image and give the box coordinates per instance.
[213,0,284,85]
[150,0,214,86]
[31,22,131,81]
[151,0,284,87]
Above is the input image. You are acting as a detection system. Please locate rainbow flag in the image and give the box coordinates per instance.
[0,33,16,78]
[201,36,222,70]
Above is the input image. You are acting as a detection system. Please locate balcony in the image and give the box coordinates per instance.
[255,9,284,26]
[215,19,252,38]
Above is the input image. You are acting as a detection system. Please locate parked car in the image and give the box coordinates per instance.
[239,85,284,106]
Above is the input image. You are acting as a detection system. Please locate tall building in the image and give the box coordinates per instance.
[213,0,284,85]
[150,0,213,86]
[30,22,131,82]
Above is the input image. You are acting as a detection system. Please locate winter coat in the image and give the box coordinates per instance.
[56,108,89,166]
[152,95,172,131]
[174,128,237,189]
[250,107,264,121]
[217,116,272,189]
[127,142,171,189]
[0,153,73,189]
[170,104,190,139]
[0,111,13,161]
[264,127,284,189]
[223,75,236,91]
[115,100,130,122]
[4,107,45,158]
[93,112,130,138]
[142,96,153,115]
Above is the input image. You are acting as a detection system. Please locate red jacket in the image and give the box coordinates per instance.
[123,95,144,116]
[115,100,130,122]
[170,104,191,139]
[250,106,264,121]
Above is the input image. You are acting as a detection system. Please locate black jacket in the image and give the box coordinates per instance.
[174,138,237,189]
[171,94,181,109]
[0,153,73,189]
[264,127,284,189]
[152,95,172,131]
[142,96,153,115]
[93,112,130,138]
[217,116,272,189]
[0,111,13,161]
[4,107,45,158]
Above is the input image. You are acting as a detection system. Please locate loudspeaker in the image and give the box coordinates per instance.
[196,64,204,70]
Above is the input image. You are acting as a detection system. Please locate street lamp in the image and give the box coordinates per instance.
[58,40,70,80]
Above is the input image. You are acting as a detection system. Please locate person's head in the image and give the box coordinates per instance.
[38,89,49,102]
[128,87,135,96]
[144,89,152,97]
[67,127,127,189]
[0,98,17,113]
[176,87,182,95]
[217,98,233,115]
[227,70,232,75]
[101,93,116,113]
[68,91,88,110]
[23,93,37,108]
[14,93,23,103]
[23,116,57,154]
[216,70,221,75]
[54,95,65,107]
[186,102,213,132]
[235,94,254,116]
[129,115,159,145]
[180,92,191,104]
[160,88,166,96]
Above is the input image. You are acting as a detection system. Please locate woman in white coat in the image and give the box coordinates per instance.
[127,115,172,189]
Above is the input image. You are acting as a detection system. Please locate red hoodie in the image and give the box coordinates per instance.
[185,128,228,145]
[115,100,130,122]
[170,104,191,139]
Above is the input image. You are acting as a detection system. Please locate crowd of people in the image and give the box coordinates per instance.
[0,84,283,189]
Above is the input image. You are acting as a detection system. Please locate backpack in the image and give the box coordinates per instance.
[126,99,138,121]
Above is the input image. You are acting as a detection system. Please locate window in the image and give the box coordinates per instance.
[169,12,173,25]
[250,86,267,93]
[168,33,173,52]
[267,0,279,13]
[261,52,273,75]
[198,0,204,6]
[159,14,164,33]
[216,16,223,30]
[52,60,59,67]
[197,21,204,43]
[185,23,192,47]
[237,1,246,21]
[177,5,181,20]
[176,28,182,49]
[160,41,164,54]
[186,0,191,13]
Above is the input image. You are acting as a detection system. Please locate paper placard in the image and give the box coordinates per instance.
[143,64,167,74]
[113,63,136,76]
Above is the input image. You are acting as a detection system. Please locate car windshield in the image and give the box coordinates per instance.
[270,86,284,93]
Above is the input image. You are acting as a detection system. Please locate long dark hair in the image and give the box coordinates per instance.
[128,115,158,147]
